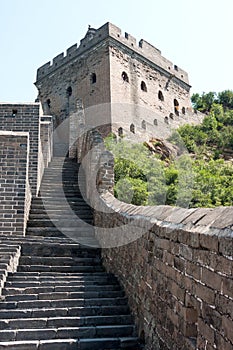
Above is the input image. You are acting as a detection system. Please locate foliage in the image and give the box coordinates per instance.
[191,92,217,113]
[104,90,233,208]
[191,90,233,112]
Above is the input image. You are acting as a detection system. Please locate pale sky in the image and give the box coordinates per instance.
[1,0,232,102]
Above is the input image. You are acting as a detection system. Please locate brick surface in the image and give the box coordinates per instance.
[0,133,30,236]
[97,190,233,350]
[0,104,40,195]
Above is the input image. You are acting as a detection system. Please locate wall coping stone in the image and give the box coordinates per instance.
[100,191,233,240]
[0,130,29,137]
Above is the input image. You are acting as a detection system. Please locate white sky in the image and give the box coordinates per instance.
[0,0,232,102]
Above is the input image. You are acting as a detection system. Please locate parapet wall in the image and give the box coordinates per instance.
[38,116,53,187]
[77,128,114,205]
[0,131,30,236]
[96,193,233,350]
[78,129,233,349]
[0,105,53,237]
[0,104,40,196]
[36,22,189,86]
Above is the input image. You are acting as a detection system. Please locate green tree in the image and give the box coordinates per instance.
[191,92,217,113]
[217,90,233,110]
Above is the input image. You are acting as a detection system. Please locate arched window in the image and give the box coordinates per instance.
[91,73,97,84]
[122,71,129,83]
[118,127,123,137]
[164,116,169,124]
[47,99,51,109]
[141,120,146,130]
[169,113,174,120]
[130,123,135,134]
[154,118,158,126]
[174,99,179,116]
[66,86,72,97]
[182,107,186,115]
[141,81,147,92]
[158,90,164,101]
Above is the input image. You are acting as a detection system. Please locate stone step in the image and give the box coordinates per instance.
[39,183,82,186]
[26,227,95,237]
[24,237,98,247]
[17,264,104,273]
[29,205,91,213]
[9,270,108,276]
[0,336,141,350]
[40,179,84,184]
[0,315,132,330]
[21,243,100,258]
[2,282,121,295]
[18,256,100,266]
[37,195,85,200]
[4,289,124,302]
[39,184,82,188]
[26,226,94,232]
[0,296,128,309]
[29,213,92,219]
[40,182,81,186]
[38,192,84,196]
[32,197,88,203]
[0,244,98,258]
[5,277,118,287]
[41,175,80,181]
[7,273,115,282]
[30,202,90,210]
[0,248,20,253]
[0,156,141,349]
[27,218,93,227]
[3,284,121,296]
[0,305,130,319]
[0,324,135,341]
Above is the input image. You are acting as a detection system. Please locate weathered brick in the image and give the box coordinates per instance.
[201,267,222,291]
[219,236,233,257]
[215,294,233,319]
[199,233,219,252]
[209,253,232,275]
[198,318,215,345]
[186,261,201,280]
[202,302,222,330]
[215,334,233,350]
[174,257,185,273]
[179,244,193,261]
[194,283,215,305]
[222,276,233,299]
[221,316,233,344]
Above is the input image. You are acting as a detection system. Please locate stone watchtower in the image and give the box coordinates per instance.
[35,22,193,150]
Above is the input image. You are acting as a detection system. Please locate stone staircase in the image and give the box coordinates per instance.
[0,157,142,349]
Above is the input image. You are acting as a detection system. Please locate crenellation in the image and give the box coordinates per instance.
[66,43,78,56]
[52,52,64,66]
[124,32,137,46]
[139,39,161,55]
[34,21,199,146]
[36,62,51,80]
[36,22,189,88]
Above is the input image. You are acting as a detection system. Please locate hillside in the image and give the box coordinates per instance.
[105,90,233,208]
